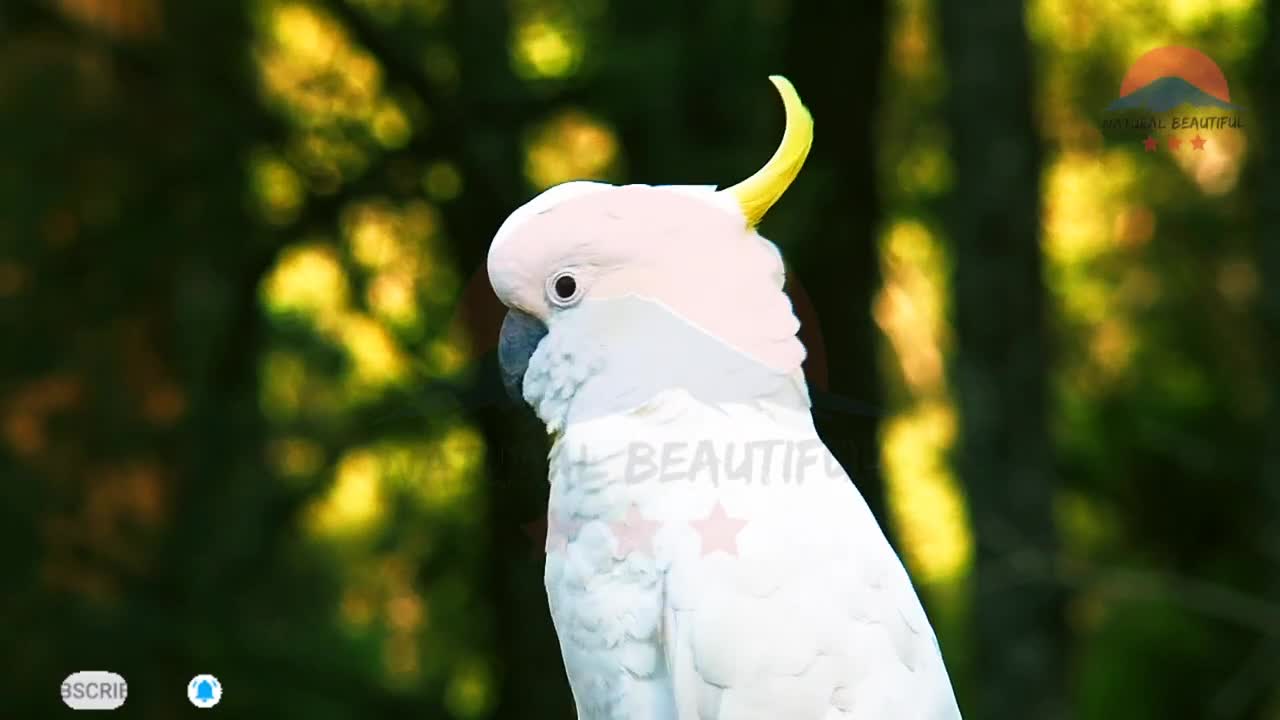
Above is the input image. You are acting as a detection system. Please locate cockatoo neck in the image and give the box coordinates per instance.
[521,295,810,434]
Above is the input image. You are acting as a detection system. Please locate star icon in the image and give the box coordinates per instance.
[1167,135,1183,151]
[610,505,661,558]
[690,501,749,557]
[1142,136,1158,152]
[1191,134,1207,150]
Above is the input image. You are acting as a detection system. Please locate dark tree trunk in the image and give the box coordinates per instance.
[781,0,891,535]
[936,3,1068,719]
[445,4,579,717]
[603,0,892,529]
[1258,0,1280,649]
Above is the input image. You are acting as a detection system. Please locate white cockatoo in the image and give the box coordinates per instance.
[487,76,962,720]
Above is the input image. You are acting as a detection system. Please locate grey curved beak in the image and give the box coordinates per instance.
[498,308,549,405]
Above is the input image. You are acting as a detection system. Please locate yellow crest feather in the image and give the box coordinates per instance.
[721,75,814,227]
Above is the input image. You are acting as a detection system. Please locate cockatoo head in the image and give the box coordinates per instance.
[487,76,814,430]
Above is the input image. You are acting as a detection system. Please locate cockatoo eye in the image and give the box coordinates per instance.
[547,270,581,307]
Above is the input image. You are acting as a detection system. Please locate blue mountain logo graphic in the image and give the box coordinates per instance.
[1106,76,1241,113]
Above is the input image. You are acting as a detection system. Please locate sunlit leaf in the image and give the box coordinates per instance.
[882,402,973,584]
[307,448,387,538]
[874,219,949,396]
[262,242,351,320]
[512,18,581,79]
[523,110,619,190]
[249,150,306,225]
[423,161,463,202]
[445,656,494,719]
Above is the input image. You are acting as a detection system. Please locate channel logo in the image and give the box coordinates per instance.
[61,671,127,711]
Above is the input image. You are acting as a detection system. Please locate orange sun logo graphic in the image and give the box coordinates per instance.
[1101,45,1245,157]
[1108,45,1240,113]
[1117,45,1232,106]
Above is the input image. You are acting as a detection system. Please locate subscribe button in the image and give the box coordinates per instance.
[61,671,127,711]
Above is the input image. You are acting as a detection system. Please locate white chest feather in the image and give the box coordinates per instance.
[541,392,961,720]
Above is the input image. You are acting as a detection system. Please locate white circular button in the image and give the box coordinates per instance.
[188,674,222,708]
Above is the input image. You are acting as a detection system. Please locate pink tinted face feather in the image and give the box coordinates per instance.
[487,183,805,375]
[490,186,749,306]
